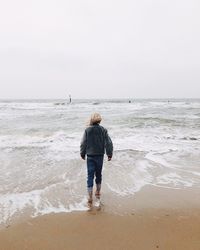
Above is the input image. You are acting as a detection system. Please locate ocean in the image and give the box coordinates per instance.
[0,99,200,226]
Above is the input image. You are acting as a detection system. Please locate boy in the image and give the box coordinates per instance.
[80,113,113,207]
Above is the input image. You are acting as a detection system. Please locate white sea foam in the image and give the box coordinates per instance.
[0,188,88,225]
[156,173,194,188]
[0,190,42,224]
[105,158,154,196]
[33,197,88,217]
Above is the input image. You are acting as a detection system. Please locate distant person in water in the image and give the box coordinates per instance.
[80,113,113,207]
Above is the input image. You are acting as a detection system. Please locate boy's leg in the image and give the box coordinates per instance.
[87,156,95,206]
[95,155,104,199]
[95,184,101,199]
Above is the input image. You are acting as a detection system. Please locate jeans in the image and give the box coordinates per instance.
[87,155,104,192]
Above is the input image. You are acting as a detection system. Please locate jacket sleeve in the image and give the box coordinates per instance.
[80,130,87,157]
[104,129,113,157]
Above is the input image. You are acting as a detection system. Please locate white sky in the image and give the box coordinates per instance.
[0,0,200,99]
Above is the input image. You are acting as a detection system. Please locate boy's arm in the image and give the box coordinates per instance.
[80,130,87,160]
[105,129,113,160]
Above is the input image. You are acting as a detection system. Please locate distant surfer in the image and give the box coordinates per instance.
[80,113,113,208]
[69,95,72,104]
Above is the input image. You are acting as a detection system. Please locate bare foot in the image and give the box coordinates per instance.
[87,199,93,209]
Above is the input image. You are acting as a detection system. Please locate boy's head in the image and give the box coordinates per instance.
[90,113,102,125]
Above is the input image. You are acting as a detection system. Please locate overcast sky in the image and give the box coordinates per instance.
[0,0,200,99]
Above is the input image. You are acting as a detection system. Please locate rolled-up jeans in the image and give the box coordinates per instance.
[87,155,104,192]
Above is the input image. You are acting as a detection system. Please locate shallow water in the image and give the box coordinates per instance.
[0,99,200,225]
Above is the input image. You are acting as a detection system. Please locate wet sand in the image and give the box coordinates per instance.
[0,187,200,250]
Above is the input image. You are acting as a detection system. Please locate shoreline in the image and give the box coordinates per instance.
[0,186,200,250]
[1,185,200,230]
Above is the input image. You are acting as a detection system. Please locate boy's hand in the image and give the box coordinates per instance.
[81,155,85,160]
[108,156,112,161]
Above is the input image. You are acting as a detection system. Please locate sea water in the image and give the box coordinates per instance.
[0,99,200,225]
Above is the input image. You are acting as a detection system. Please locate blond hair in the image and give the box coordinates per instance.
[89,113,102,125]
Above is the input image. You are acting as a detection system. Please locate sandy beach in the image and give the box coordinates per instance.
[1,186,200,250]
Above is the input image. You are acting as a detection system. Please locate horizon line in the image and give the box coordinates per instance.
[0,97,200,100]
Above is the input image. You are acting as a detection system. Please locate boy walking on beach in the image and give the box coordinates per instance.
[80,113,113,207]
